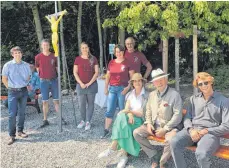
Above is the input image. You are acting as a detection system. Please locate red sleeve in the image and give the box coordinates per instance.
[35,54,39,68]
[93,56,98,65]
[74,57,79,65]
[139,52,149,65]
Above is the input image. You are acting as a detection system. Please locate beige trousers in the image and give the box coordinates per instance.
[133,125,177,166]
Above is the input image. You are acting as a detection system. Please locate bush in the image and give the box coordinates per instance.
[207,64,229,90]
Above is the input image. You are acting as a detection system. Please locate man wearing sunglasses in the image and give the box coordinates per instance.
[170,72,229,168]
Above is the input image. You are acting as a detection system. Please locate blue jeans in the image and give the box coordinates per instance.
[40,78,58,101]
[8,88,28,137]
[105,86,125,118]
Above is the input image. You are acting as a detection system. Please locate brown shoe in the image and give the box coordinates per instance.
[8,137,16,145]
[18,132,28,138]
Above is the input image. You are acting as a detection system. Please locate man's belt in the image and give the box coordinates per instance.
[8,87,27,91]
[40,77,57,81]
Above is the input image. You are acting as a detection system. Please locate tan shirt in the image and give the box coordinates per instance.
[145,87,183,131]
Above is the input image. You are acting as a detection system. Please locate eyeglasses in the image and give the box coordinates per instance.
[197,81,209,87]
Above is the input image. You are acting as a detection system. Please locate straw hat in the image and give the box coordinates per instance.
[129,73,146,83]
[150,68,170,82]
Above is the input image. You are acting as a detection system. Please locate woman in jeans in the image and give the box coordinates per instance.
[102,44,134,138]
[73,42,99,130]
[98,73,148,168]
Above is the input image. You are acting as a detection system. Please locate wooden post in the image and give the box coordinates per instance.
[118,28,125,46]
[54,1,62,132]
[77,1,83,55]
[162,39,168,73]
[118,4,125,46]
[175,37,180,92]
[193,25,198,94]
[58,1,67,90]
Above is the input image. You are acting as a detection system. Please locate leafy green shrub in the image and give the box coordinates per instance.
[207,64,229,90]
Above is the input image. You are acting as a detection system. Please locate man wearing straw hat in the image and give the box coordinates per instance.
[133,68,183,168]
[170,72,229,168]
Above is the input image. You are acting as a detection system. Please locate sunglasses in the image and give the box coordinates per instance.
[197,81,209,87]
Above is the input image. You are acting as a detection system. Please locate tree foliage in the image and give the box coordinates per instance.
[1,1,229,90]
[103,1,229,58]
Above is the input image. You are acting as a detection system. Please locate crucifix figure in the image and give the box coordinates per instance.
[45,9,67,57]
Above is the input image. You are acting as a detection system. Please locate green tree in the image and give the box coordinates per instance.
[103,1,229,54]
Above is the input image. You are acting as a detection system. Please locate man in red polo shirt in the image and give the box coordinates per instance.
[35,39,66,127]
[124,37,152,80]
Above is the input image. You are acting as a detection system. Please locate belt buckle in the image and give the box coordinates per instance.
[9,87,25,91]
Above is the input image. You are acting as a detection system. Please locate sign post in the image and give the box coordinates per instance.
[109,44,115,60]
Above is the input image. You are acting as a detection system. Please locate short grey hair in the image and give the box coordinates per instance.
[10,46,22,54]
[125,37,136,45]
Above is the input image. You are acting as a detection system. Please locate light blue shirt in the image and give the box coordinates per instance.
[2,59,31,88]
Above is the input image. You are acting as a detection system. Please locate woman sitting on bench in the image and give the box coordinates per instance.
[98,73,148,168]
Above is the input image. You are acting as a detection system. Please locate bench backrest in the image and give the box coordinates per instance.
[224,134,229,139]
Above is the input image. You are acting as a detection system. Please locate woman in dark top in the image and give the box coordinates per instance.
[73,42,99,131]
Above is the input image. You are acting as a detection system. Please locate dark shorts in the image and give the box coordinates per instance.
[76,81,98,95]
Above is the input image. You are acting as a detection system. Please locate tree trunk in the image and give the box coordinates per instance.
[162,39,168,73]
[77,1,83,55]
[193,25,198,94]
[175,38,180,92]
[96,1,103,74]
[118,28,125,46]
[58,1,67,90]
[118,5,125,46]
[103,27,107,70]
[31,3,43,49]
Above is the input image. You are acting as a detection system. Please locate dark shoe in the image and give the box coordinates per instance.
[8,136,16,145]
[27,97,31,102]
[62,118,67,125]
[100,129,109,139]
[18,132,28,138]
[40,120,49,128]
[151,152,162,168]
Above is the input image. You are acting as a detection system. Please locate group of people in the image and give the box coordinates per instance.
[2,39,66,145]
[97,70,229,168]
[73,37,152,133]
[2,36,229,168]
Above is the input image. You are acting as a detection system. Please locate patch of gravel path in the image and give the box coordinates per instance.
[1,86,229,168]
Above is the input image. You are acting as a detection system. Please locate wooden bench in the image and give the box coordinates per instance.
[1,89,41,114]
[147,109,229,160]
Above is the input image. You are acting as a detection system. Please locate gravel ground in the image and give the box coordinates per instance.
[1,85,229,168]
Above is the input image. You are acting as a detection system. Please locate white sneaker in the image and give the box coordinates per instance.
[116,155,128,168]
[85,122,91,131]
[77,120,85,128]
[98,148,115,159]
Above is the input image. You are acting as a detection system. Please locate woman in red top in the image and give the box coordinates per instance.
[101,44,134,138]
[73,42,99,131]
